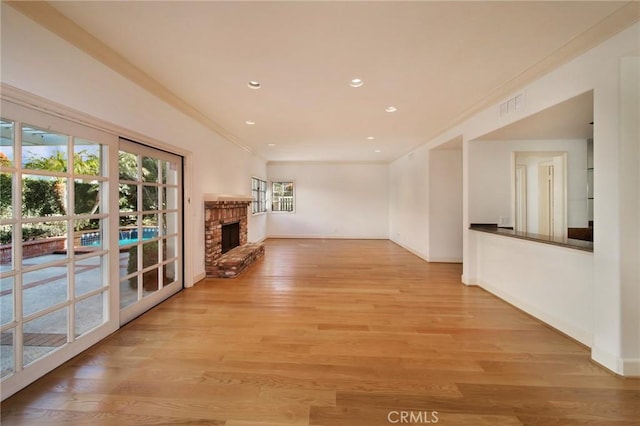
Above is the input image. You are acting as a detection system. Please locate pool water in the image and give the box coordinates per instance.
[80,228,158,247]
[118,238,143,246]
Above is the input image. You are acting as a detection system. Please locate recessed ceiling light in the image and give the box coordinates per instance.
[385,106,397,113]
[248,81,261,89]
[367,136,375,140]
[374,149,382,153]
[349,78,364,88]
[245,120,255,125]
[268,143,276,147]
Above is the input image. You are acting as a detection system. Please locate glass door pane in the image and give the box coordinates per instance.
[1,117,110,391]
[118,140,182,324]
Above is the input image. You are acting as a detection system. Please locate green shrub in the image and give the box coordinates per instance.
[127,242,169,291]
[0,228,11,245]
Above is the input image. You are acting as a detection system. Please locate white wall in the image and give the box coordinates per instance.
[1,5,268,284]
[473,231,593,345]
[468,139,588,229]
[391,23,640,375]
[619,56,640,372]
[389,145,429,258]
[267,162,388,239]
[429,149,463,262]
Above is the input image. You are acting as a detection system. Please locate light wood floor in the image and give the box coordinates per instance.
[2,239,639,425]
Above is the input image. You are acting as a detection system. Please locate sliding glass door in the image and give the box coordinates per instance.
[1,99,185,399]
[118,139,182,324]
[0,105,116,399]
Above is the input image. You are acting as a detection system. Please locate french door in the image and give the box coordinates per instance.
[0,101,117,399]
[1,97,185,399]
[118,139,183,325]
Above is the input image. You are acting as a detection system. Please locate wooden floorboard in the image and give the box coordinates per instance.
[2,239,639,425]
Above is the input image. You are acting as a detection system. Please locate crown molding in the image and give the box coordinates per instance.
[267,160,389,166]
[398,1,640,161]
[5,0,251,154]
[1,83,192,157]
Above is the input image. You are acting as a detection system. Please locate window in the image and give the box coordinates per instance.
[271,181,294,212]
[251,177,266,214]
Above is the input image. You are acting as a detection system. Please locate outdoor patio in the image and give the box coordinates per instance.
[0,251,138,377]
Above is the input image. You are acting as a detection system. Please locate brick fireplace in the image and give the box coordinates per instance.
[204,198,265,278]
[204,200,249,268]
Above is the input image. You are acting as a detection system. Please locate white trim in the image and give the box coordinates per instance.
[267,160,389,166]
[592,345,623,375]
[390,238,429,262]
[250,176,268,215]
[269,179,296,214]
[391,239,462,264]
[620,358,640,377]
[192,271,207,285]
[461,274,479,286]
[427,257,463,263]
[478,278,593,347]
[183,154,194,288]
[590,350,640,377]
[268,234,388,240]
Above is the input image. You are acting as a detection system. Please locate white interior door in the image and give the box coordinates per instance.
[538,162,554,236]
[515,164,527,232]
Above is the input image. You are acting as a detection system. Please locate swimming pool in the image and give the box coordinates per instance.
[79,228,158,247]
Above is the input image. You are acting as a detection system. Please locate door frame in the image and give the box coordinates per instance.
[0,84,193,400]
[117,138,185,325]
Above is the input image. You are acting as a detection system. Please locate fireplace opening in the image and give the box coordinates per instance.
[221,222,241,254]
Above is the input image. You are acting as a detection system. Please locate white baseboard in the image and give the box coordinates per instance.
[478,278,592,347]
[592,346,640,377]
[267,234,388,240]
[192,271,206,285]
[427,256,463,263]
[461,274,479,286]
[591,345,623,375]
[390,239,463,265]
[620,358,640,376]
[389,239,429,262]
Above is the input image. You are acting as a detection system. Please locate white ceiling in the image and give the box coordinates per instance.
[46,1,632,162]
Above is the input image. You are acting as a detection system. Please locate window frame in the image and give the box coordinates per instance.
[270,180,295,213]
[251,177,267,215]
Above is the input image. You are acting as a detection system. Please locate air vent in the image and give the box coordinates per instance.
[499,93,525,117]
